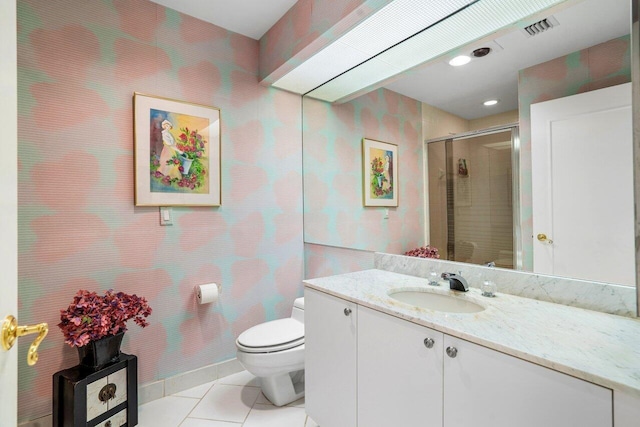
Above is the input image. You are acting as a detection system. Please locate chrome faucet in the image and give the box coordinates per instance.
[441,272,469,292]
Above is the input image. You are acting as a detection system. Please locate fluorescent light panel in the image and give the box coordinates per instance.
[273,41,371,94]
[272,0,474,94]
[304,0,566,102]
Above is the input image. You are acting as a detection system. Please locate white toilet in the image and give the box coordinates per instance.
[236,297,305,406]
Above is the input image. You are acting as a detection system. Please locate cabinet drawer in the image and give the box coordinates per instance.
[98,408,126,427]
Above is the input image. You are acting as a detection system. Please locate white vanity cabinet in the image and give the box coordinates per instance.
[306,288,614,427]
[358,305,444,427]
[305,288,358,427]
[443,335,612,427]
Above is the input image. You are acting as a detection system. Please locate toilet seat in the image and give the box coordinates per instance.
[236,318,304,353]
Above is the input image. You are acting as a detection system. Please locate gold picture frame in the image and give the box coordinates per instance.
[362,138,398,207]
[133,93,221,206]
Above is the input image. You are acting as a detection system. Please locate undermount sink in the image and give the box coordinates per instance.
[388,288,485,314]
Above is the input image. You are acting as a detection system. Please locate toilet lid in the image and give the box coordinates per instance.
[237,318,304,353]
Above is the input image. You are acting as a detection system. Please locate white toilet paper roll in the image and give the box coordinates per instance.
[196,283,219,304]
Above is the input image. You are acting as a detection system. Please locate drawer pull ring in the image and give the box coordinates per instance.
[99,383,117,402]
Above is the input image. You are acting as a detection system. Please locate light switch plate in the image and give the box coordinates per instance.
[160,207,173,226]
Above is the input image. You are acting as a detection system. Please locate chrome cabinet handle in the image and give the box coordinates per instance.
[423,338,435,349]
[446,346,458,358]
[344,308,352,316]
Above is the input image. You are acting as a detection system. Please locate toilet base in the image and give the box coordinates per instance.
[260,369,305,406]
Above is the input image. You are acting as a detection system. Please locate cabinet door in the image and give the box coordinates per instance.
[358,306,444,427]
[443,335,612,427]
[86,377,109,421]
[305,288,357,427]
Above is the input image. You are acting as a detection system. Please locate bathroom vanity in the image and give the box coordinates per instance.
[304,269,640,427]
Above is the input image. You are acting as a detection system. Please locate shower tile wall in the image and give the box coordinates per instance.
[451,132,513,268]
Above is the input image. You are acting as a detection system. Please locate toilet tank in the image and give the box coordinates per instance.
[291,297,304,323]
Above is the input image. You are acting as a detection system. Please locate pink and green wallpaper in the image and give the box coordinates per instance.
[304,243,375,279]
[518,35,631,270]
[302,88,424,255]
[17,0,303,422]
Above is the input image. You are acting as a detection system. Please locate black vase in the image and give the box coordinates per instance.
[77,332,124,369]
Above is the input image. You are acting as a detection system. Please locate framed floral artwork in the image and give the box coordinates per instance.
[362,138,398,207]
[133,93,221,206]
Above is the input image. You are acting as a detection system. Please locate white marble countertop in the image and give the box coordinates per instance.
[304,269,640,397]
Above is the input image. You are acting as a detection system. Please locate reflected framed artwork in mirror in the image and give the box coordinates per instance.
[133,93,221,207]
[362,138,398,207]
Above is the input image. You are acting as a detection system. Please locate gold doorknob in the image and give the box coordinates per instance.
[537,233,554,244]
[1,315,48,366]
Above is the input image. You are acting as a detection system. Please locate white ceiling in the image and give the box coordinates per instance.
[148,0,297,40]
[150,0,630,119]
[384,0,630,119]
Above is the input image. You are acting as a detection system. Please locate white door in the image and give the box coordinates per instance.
[0,1,18,425]
[531,83,634,286]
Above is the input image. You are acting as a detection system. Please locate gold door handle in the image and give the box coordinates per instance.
[537,233,554,244]
[1,315,48,366]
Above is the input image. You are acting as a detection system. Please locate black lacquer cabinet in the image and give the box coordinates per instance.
[53,353,138,427]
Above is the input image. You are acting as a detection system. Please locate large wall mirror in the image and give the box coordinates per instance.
[302,0,637,292]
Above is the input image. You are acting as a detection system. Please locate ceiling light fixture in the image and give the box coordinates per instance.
[449,55,471,66]
[483,99,499,106]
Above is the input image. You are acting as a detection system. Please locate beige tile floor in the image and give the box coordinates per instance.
[138,371,319,427]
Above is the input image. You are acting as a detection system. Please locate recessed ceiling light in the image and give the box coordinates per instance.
[449,55,471,67]
[483,99,499,106]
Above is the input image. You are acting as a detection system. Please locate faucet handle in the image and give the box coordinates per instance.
[481,280,497,297]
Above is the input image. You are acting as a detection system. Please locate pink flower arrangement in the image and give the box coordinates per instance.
[404,245,440,259]
[176,127,207,160]
[58,289,152,348]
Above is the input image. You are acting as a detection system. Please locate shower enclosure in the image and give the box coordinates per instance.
[427,126,520,269]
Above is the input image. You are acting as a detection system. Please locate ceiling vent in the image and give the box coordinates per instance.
[521,16,559,37]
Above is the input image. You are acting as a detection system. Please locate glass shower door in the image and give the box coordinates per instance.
[427,128,517,269]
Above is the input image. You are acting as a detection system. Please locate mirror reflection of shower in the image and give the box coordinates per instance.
[427,127,517,269]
